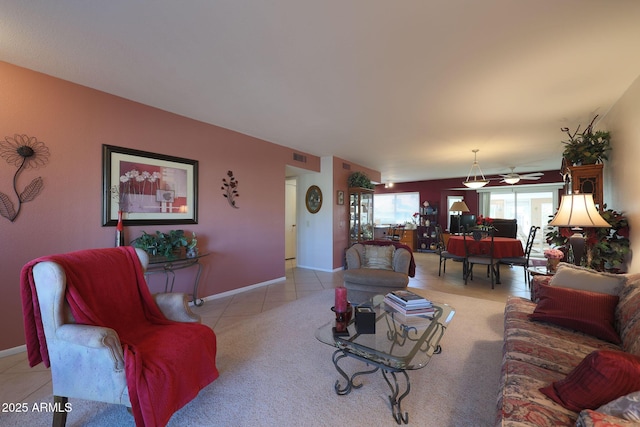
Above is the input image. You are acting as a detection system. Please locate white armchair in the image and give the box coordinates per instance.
[23,247,218,427]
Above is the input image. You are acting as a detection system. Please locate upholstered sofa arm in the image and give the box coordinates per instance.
[576,409,635,426]
[55,324,125,371]
[393,249,411,274]
[345,245,363,269]
[530,275,553,302]
[154,293,201,323]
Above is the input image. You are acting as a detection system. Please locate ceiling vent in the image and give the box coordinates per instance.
[293,153,307,163]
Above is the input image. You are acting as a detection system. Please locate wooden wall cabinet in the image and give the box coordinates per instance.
[568,164,603,209]
[399,229,417,251]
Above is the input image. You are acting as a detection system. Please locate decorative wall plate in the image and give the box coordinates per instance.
[305,185,322,214]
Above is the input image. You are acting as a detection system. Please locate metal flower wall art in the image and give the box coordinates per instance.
[0,134,50,222]
[221,170,239,208]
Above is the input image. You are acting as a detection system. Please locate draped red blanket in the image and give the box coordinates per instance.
[360,240,416,277]
[21,246,219,427]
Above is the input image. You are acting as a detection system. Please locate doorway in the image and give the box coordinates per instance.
[480,185,562,256]
[285,178,297,260]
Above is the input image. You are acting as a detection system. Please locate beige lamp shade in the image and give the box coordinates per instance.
[548,193,610,266]
[549,194,610,228]
[449,201,470,213]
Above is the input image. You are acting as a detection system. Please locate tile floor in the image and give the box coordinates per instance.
[0,251,534,407]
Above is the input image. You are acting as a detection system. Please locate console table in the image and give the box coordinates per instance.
[145,253,209,306]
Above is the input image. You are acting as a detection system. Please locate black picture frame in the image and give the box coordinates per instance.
[102,145,198,226]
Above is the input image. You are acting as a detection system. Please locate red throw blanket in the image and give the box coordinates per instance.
[21,246,219,427]
[360,240,416,277]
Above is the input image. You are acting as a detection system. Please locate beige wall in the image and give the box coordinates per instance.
[600,73,640,274]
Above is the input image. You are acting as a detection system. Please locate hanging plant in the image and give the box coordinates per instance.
[347,171,374,189]
[221,170,239,208]
[561,115,611,166]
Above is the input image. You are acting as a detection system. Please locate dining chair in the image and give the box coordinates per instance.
[499,225,540,286]
[462,228,501,289]
[436,224,466,276]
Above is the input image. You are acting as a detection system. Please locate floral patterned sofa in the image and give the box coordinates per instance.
[497,263,640,426]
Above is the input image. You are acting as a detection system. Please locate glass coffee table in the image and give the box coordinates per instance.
[315,295,455,424]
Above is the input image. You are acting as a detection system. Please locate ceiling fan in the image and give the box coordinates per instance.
[499,167,544,184]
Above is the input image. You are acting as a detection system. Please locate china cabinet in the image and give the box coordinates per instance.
[349,187,374,245]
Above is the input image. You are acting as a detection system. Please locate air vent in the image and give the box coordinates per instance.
[342,163,351,170]
[293,153,307,163]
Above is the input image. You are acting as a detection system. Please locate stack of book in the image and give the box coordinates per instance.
[384,290,434,316]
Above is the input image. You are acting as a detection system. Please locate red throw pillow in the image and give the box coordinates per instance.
[540,350,640,412]
[529,283,620,344]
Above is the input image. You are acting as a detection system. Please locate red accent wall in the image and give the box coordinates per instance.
[375,173,562,229]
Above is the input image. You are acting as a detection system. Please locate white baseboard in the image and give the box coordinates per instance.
[295,264,343,273]
[190,276,287,305]
[0,345,26,358]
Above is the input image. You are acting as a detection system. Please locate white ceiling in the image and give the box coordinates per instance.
[2,1,640,184]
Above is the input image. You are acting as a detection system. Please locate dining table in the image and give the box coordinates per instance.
[446,235,525,285]
[446,235,525,258]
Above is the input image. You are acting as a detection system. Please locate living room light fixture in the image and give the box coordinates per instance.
[463,149,489,189]
[548,193,610,266]
[503,176,521,185]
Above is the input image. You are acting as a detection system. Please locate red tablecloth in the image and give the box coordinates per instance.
[447,235,524,258]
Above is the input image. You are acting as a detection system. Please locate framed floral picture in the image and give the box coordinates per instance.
[102,145,198,226]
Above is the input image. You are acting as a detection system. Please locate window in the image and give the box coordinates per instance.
[374,192,420,225]
[479,185,563,257]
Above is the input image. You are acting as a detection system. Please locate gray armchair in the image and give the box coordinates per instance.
[22,247,218,427]
[343,243,412,302]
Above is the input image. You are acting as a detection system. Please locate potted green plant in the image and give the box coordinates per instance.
[347,171,374,189]
[545,205,630,272]
[132,230,195,260]
[561,115,611,165]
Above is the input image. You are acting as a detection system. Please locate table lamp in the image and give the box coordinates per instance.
[548,193,610,266]
[449,200,470,233]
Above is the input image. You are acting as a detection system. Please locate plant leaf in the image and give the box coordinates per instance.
[19,177,44,202]
[0,192,16,220]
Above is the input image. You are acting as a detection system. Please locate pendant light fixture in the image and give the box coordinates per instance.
[463,149,489,189]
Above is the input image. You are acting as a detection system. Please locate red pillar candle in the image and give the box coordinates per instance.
[335,287,348,313]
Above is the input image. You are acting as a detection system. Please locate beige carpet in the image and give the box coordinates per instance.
[1,288,506,427]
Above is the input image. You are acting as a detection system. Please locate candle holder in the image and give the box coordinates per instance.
[331,303,352,336]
